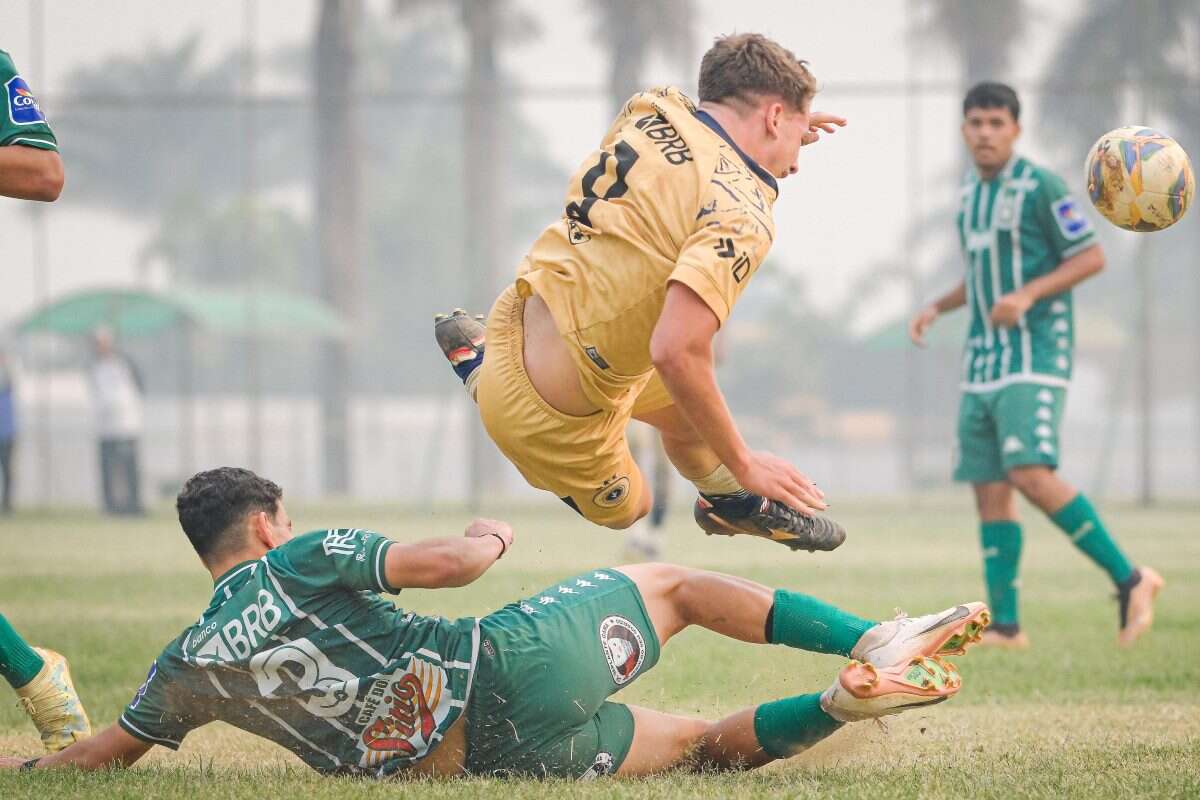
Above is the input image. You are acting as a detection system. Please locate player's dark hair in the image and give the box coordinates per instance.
[176,467,283,560]
[698,33,817,111]
[963,82,1020,121]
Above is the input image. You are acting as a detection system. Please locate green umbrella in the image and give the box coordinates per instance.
[16,286,346,339]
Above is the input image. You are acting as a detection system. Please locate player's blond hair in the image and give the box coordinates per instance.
[698,33,817,112]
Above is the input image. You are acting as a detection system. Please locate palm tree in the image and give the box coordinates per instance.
[314,0,364,493]
[912,0,1030,86]
[902,1,1029,494]
[1039,0,1200,504]
[586,0,697,113]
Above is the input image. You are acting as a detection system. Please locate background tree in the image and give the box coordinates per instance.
[1040,0,1200,503]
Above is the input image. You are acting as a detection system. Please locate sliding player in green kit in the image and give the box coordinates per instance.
[0,46,88,754]
[3,468,989,778]
[910,83,1162,649]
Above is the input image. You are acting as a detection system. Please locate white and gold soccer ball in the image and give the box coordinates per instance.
[1085,126,1194,231]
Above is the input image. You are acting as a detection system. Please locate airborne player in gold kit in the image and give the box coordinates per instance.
[437,34,847,552]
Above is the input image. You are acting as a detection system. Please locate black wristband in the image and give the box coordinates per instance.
[20,757,41,771]
[486,531,507,557]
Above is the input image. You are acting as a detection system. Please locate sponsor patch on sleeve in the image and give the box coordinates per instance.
[6,75,47,126]
[1051,195,1092,240]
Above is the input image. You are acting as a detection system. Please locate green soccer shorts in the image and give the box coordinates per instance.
[953,383,1067,484]
[465,568,661,779]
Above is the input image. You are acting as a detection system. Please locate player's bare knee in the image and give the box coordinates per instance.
[1007,466,1051,497]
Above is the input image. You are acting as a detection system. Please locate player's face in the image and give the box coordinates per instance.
[962,107,1020,174]
[763,99,811,179]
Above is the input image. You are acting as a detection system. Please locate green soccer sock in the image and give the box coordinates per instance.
[766,589,876,657]
[1050,493,1135,585]
[753,692,844,759]
[980,520,1023,627]
[0,613,44,689]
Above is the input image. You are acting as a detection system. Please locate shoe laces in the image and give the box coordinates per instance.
[20,682,73,729]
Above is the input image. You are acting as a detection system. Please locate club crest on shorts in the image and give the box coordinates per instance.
[593,476,630,508]
[599,615,645,685]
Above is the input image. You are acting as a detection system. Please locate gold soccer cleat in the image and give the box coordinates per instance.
[15,648,92,752]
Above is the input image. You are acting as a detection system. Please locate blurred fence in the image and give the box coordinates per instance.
[1,0,1197,509]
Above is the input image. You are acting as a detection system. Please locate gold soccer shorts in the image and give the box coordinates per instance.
[477,285,672,526]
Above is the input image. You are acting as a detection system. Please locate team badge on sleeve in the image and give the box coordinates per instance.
[6,76,46,125]
[1051,196,1092,239]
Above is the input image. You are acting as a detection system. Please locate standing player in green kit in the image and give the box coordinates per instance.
[0,46,88,752]
[910,82,1162,649]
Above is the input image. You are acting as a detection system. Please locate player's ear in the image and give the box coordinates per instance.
[765,101,784,138]
[250,510,275,550]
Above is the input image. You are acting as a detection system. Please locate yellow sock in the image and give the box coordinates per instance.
[691,464,744,496]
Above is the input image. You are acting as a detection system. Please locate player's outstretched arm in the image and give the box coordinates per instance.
[1,723,151,771]
[383,518,513,590]
[650,283,826,516]
[0,145,63,201]
[910,280,967,347]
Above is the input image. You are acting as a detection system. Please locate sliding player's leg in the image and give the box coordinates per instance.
[618,653,965,775]
[632,395,845,552]
[611,563,985,774]
[0,613,90,751]
[617,563,989,665]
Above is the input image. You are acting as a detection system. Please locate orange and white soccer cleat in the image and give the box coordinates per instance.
[820,656,963,723]
[15,648,92,752]
[851,602,991,668]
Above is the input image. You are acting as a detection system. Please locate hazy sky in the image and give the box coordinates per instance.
[0,0,1079,329]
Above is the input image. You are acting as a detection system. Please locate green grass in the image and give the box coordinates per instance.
[2,500,1198,798]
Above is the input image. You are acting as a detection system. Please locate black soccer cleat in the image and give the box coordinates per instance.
[434,308,486,397]
[693,493,847,552]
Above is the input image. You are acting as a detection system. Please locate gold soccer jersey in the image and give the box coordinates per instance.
[516,87,779,410]
[477,88,781,524]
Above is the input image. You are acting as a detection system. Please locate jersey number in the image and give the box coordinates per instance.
[566,140,640,228]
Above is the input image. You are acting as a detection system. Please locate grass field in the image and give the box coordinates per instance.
[1,499,1197,798]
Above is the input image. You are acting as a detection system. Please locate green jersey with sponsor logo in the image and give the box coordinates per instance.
[119,529,479,777]
[957,156,1097,391]
[0,50,57,151]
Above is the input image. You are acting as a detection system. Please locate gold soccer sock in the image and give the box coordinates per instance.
[690,464,745,496]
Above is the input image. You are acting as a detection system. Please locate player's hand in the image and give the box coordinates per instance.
[909,305,939,347]
[802,112,847,146]
[0,756,26,769]
[990,291,1033,328]
[465,518,514,556]
[733,451,828,516]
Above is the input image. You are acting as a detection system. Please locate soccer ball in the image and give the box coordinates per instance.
[1085,126,1193,232]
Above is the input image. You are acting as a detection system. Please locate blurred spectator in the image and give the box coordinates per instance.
[0,349,15,514]
[87,328,144,515]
